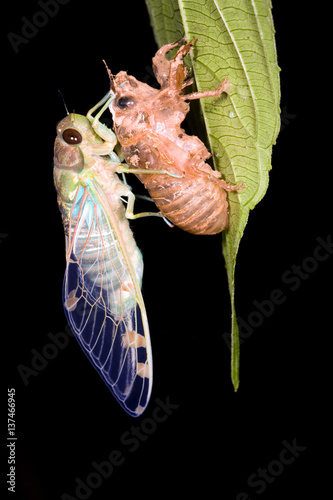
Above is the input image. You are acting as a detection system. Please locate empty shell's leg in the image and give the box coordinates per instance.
[168,40,196,92]
[152,38,185,87]
[220,179,245,191]
[183,79,229,101]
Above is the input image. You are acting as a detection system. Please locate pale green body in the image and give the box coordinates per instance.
[54,113,144,315]
[53,109,156,416]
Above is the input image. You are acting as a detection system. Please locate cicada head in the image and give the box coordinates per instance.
[109,72,159,143]
[109,53,191,147]
[54,114,105,172]
[54,113,105,223]
[54,114,85,172]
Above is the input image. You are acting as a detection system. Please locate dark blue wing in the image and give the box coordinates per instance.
[63,185,152,417]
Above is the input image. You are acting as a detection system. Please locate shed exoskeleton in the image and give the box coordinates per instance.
[106,39,244,235]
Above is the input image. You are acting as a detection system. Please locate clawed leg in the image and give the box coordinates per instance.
[168,39,197,93]
[183,78,229,101]
[152,37,196,91]
[182,77,194,89]
[153,38,228,100]
[86,91,117,144]
[152,37,186,87]
[86,92,126,162]
[219,179,245,191]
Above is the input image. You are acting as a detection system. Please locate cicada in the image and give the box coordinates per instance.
[53,102,154,417]
[103,39,244,235]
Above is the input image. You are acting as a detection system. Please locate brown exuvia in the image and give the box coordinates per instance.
[109,39,244,235]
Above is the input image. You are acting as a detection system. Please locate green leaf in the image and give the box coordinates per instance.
[145,0,281,390]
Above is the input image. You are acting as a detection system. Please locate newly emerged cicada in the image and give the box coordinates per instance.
[53,102,156,416]
[104,39,244,235]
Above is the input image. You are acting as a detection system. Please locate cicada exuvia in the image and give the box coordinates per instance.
[106,39,244,235]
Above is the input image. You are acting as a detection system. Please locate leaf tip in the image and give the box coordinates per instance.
[232,379,239,392]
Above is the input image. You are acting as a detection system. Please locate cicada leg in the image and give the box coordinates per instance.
[88,94,182,179]
[183,78,229,101]
[86,84,127,144]
[117,182,171,224]
[87,93,184,185]
[124,190,164,221]
[87,91,119,150]
[87,93,127,164]
[117,165,182,179]
[152,38,186,87]
[88,92,183,179]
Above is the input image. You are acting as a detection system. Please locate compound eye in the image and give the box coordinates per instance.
[116,96,135,109]
[62,128,82,145]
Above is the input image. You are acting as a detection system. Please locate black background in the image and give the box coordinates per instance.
[3,2,330,499]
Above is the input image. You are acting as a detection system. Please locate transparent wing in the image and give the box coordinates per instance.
[63,184,152,417]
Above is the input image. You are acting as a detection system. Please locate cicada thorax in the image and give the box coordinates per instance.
[110,40,244,235]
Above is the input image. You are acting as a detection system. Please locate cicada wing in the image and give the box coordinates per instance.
[63,185,152,417]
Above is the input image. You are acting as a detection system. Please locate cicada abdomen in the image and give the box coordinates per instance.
[53,112,152,417]
[108,39,244,235]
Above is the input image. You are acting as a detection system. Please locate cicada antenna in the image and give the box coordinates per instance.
[57,89,69,115]
[103,60,116,92]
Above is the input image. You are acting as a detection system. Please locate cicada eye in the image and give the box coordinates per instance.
[62,128,82,145]
[116,96,135,109]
